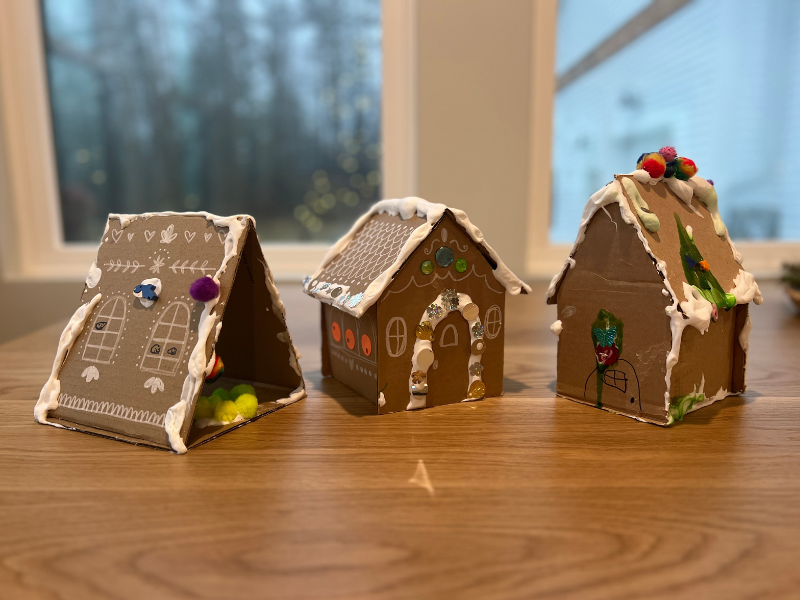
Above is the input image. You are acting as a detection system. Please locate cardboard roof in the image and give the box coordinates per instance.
[546,172,762,309]
[34,212,305,453]
[304,197,531,317]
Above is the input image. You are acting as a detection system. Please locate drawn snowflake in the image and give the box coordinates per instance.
[469,362,484,377]
[150,255,165,274]
[441,289,459,311]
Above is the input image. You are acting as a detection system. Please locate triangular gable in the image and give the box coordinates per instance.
[305,197,530,317]
[547,173,761,312]
[34,212,304,453]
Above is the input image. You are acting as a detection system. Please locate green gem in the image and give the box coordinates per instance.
[454,258,467,272]
[420,260,434,275]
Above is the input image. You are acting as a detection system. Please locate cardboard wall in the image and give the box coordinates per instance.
[556,204,673,423]
[323,302,379,403]
[376,213,506,414]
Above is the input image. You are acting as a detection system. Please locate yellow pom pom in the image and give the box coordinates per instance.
[234,393,258,419]
[211,388,230,401]
[213,400,240,423]
[230,384,256,399]
[194,396,214,420]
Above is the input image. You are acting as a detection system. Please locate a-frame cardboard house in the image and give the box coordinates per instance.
[547,149,762,424]
[35,212,305,453]
[303,197,530,414]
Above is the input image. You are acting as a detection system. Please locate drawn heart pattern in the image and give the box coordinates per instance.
[185,231,196,243]
[218,231,226,244]
[111,229,123,243]
[144,230,155,242]
[204,232,213,242]
[127,233,135,241]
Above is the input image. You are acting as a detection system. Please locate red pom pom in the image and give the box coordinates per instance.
[641,154,666,178]
[190,276,220,302]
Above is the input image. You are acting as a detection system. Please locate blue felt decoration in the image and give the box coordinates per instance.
[134,284,159,301]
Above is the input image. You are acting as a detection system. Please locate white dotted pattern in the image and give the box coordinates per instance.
[318,219,418,290]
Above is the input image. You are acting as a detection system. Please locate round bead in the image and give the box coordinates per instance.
[345,329,356,350]
[331,322,341,342]
[462,303,479,321]
[454,258,468,272]
[471,339,485,355]
[330,286,342,298]
[435,246,454,267]
[361,334,372,356]
[416,348,435,370]
[420,260,434,275]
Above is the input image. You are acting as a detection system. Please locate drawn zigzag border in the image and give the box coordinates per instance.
[58,393,166,427]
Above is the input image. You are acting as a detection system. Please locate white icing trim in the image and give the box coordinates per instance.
[550,320,562,336]
[35,293,103,425]
[305,198,530,318]
[85,261,102,289]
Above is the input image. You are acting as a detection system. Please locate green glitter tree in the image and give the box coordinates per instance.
[674,213,736,315]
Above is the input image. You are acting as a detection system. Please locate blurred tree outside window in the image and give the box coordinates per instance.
[552,0,800,243]
[41,0,381,243]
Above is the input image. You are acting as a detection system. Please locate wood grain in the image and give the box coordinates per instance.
[1,281,799,600]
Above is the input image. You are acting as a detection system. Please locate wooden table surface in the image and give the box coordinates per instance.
[1,281,799,600]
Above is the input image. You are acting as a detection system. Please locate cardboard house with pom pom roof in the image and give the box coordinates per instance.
[304,197,530,413]
[547,150,762,425]
[35,212,305,453]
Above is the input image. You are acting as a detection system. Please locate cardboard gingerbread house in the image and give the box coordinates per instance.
[547,149,762,424]
[303,197,530,413]
[35,212,305,453]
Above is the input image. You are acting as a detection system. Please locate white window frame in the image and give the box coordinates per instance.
[0,0,416,283]
[0,0,792,284]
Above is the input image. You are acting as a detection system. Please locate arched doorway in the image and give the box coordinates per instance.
[407,289,487,410]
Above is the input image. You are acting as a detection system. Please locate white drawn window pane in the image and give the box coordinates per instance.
[82,295,126,364]
[440,323,459,347]
[385,317,407,358]
[41,0,381,244]
[141,301,190,376]
[553,0,800,242]
[484,306,502,339]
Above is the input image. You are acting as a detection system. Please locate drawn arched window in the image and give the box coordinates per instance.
[83,296,126,364]
[358,314,377,364]
[385,317,407,358]
[485,305,502,339]
[440,323,459,347]
[140,301,191,376]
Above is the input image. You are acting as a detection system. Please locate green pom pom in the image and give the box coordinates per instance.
[234,393,258,419]
[194,396,214,420]
[211,388,230,401]
[213,400,239,422]
[230,384,256,399]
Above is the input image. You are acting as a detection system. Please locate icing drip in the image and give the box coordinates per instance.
[621,177,660,232]
[35,293,103,424]
[550,320,563,336]
[85,261,102,289]
[687,176,727,237]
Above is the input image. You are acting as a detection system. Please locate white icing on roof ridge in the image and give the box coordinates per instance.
[305,197,531,317]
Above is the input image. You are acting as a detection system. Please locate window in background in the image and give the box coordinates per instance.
[41,0,381,243]
[552,0,800,243]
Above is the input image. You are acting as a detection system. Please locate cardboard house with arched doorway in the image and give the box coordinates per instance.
[304,198,530,413]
